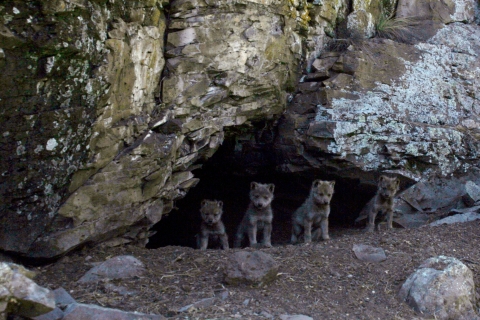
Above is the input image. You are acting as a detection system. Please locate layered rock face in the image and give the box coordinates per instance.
[276,0,480,193]
[1,0,479,259]
[0,0,305,258]
[1,0,168,258]
[279,23,480,174]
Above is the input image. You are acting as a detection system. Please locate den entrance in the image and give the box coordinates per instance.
[147,140,377,249]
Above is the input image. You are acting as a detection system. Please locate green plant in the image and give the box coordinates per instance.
[375,12,422,43]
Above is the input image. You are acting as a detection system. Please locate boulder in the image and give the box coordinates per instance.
[224,251,279,286]
[33,287,77,320]
[399,256,478,320]
[78,256,145,283]
[0,263,55,319]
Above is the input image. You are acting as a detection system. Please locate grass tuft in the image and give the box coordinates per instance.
[375,13,423,43]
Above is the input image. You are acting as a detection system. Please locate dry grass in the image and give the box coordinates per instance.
[375,14,423,43]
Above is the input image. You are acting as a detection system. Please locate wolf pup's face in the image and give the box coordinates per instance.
[311,180,335,205]
[249,182,275,209]
[200,200,223,225]
[378,175,399,198]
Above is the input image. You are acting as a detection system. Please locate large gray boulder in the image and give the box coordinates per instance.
[399,256,478,320]
[0,263,55,319]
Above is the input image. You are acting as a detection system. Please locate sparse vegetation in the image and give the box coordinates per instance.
[375,0,423,44]
[375,13,422,43]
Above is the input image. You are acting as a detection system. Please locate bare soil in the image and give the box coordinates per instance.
[35,221,480,320]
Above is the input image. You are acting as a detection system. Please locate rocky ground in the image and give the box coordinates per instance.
[34,221,480,320]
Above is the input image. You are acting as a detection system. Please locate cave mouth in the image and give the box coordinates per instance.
[147,145,377,249]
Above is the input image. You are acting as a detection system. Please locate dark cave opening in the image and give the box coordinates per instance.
[147,137,378,249]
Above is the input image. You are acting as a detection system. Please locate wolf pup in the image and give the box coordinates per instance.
[366,175,400,232]
[234,182,275,248]
[291,180,335,244]
[198,200,229,250]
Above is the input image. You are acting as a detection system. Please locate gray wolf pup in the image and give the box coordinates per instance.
[234,182,275,248]
[291,180,335,244]
[198,200,229,250]
[366,175,399,232]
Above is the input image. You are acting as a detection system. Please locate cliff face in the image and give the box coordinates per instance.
[1,0,170,257]
[0,0,479,259]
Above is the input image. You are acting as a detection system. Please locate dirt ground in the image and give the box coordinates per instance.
[34,221,480,320]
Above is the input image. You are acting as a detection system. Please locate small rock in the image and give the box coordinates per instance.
[260,310,273,319]
[352,244,387,262]
[224,251,279,286]
[399,256,477,320]
[103,283,137,296]
[242,299,250,306]
[178,297,216,313]
[62,303,166,320]
[77,255,145,283]
[279,315,314,320]
[329,269,341,278]
[53,287,76,308]
[214,289,229,301]
[462,181,480,207]
[193,257,206,264]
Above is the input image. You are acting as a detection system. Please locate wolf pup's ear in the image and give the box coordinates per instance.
[379,175,386,182]
[250,182,258,190]
[395,179,400,187]
[201,200,207,207]
[313,180,320,188]
[217,201,223,208]
[330,181,335,187]
[268,184,275,193]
